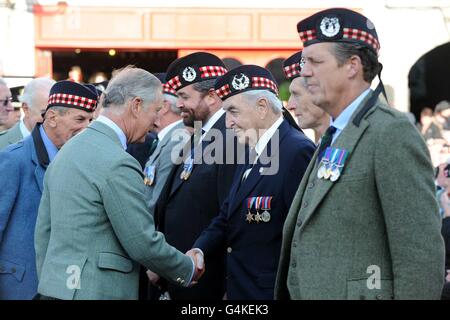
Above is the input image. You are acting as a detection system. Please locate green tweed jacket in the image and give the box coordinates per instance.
[35,121,193,300]
[275,93,445,300]
[0,122,23,150]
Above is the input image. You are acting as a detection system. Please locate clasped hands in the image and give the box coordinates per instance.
[146,248,205,287]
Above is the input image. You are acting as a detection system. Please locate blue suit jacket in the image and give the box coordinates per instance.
[194,120,315,299]
[0,125,48,299]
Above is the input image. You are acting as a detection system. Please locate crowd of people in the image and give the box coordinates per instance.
[0,7,449,300]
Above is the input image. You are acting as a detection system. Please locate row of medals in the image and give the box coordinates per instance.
[317,160,342,182]
[246,209,271,223]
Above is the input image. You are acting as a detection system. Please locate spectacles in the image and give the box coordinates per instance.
[1,97,13,107]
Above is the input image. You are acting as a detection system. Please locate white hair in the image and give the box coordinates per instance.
[241,90,283,114]
[102,66,161,114]
[164,93,180,115]
[19,78,55,110]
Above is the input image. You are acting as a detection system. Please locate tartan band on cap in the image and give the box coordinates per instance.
[47,93,97,111]
[214,64,279,101]
[252,77,278,95]
[162,83,177,96]
[166,75,182,91]
[299,29,317,42]
[343,28,380,52]
[283,63,301,79]
[216,84,232,99]
[199,66,228,78]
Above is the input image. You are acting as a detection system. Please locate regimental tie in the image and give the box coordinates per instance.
[317,126,337,164]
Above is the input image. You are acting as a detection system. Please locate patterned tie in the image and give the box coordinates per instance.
[317,126,337,164]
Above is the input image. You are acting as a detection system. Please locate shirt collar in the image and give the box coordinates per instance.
[39,125,59,162]
[158,119,182,141]
[19,119,31,138]
[330,88,371,132]
[202,108,225,136]
[254,116,283,157]
[95,115,127,150]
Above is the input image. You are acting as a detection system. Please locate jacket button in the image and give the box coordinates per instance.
[291,262,296,268]
[360,295,366,300]
[296,220,302,227]
[292,241,297,248]
[176,277,181,283]
[302,202,308,209]
[11,268,16,273]
[227,247,232,253]
[376,294,383,300]
[307,182,314,189]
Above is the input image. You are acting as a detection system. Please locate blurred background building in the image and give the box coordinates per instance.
[1,0,449,118]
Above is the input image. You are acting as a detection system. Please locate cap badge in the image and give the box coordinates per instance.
[320,16,340,37]
[182,67,196,82]
[231,73,250,90]
[299,57,306,70]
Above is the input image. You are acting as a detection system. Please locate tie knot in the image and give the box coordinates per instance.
[326,125,337,136]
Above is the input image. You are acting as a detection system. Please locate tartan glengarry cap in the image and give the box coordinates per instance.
[165,52,227,92]
[46,80,98,112]
[154,72,177,97]
[297,8,380,54]
[214,64,278,101]
[283,51,304,80]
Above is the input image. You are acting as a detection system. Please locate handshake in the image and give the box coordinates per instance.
[146,248,205,287]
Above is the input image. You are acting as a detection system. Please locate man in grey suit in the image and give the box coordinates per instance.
[0,78,55,150]
[35,66,203,300]
[143,73,190,217]
[275,8,445,300]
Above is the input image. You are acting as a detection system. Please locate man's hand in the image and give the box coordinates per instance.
[186,248,205,286]
[146,269,160,285]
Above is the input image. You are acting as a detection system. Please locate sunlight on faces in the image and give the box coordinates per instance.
[288,77,327,130]
[223,94,261,147]
[301,43,347,110]
[0,85,12,125]
[47,108,94,149]
[24,91,50,129]
[133,92,163,143]
[176,85,210,128]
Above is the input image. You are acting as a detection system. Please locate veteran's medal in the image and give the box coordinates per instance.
[246,197,256,223]
[144,165,156,186]
[254,197,262,223]
[261,196,272,223]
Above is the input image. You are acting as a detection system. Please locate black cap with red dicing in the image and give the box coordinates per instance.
[282,51,304,80]
[154,72,177,97]
[297,8,380,55]
[214,64,278,101]
[165,52,227,92]
[46,80,98,113]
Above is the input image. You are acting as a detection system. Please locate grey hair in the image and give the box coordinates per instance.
[241,90,283,114]
[47,106,69,116]
[19,78,55,110]
[102,66,161,112]
[164,94,181,115]
[332,42,381,82]
[192,79,216,95]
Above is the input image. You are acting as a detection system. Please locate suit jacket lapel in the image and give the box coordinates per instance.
[300,93,377,226]
[169,114,226,197]
[228,120,289,215]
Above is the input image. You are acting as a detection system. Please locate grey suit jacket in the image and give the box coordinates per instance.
[144,121,190,217]
[0,122,23,151]
[275,93,445,300]
[34,121,193,300]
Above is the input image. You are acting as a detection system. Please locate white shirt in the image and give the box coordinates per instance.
[200,108,225,141]
[330,88,371,144]
[19,119,31,138]
[158,119,182,141]
[95,115,127,150]
[242,116,283,180]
